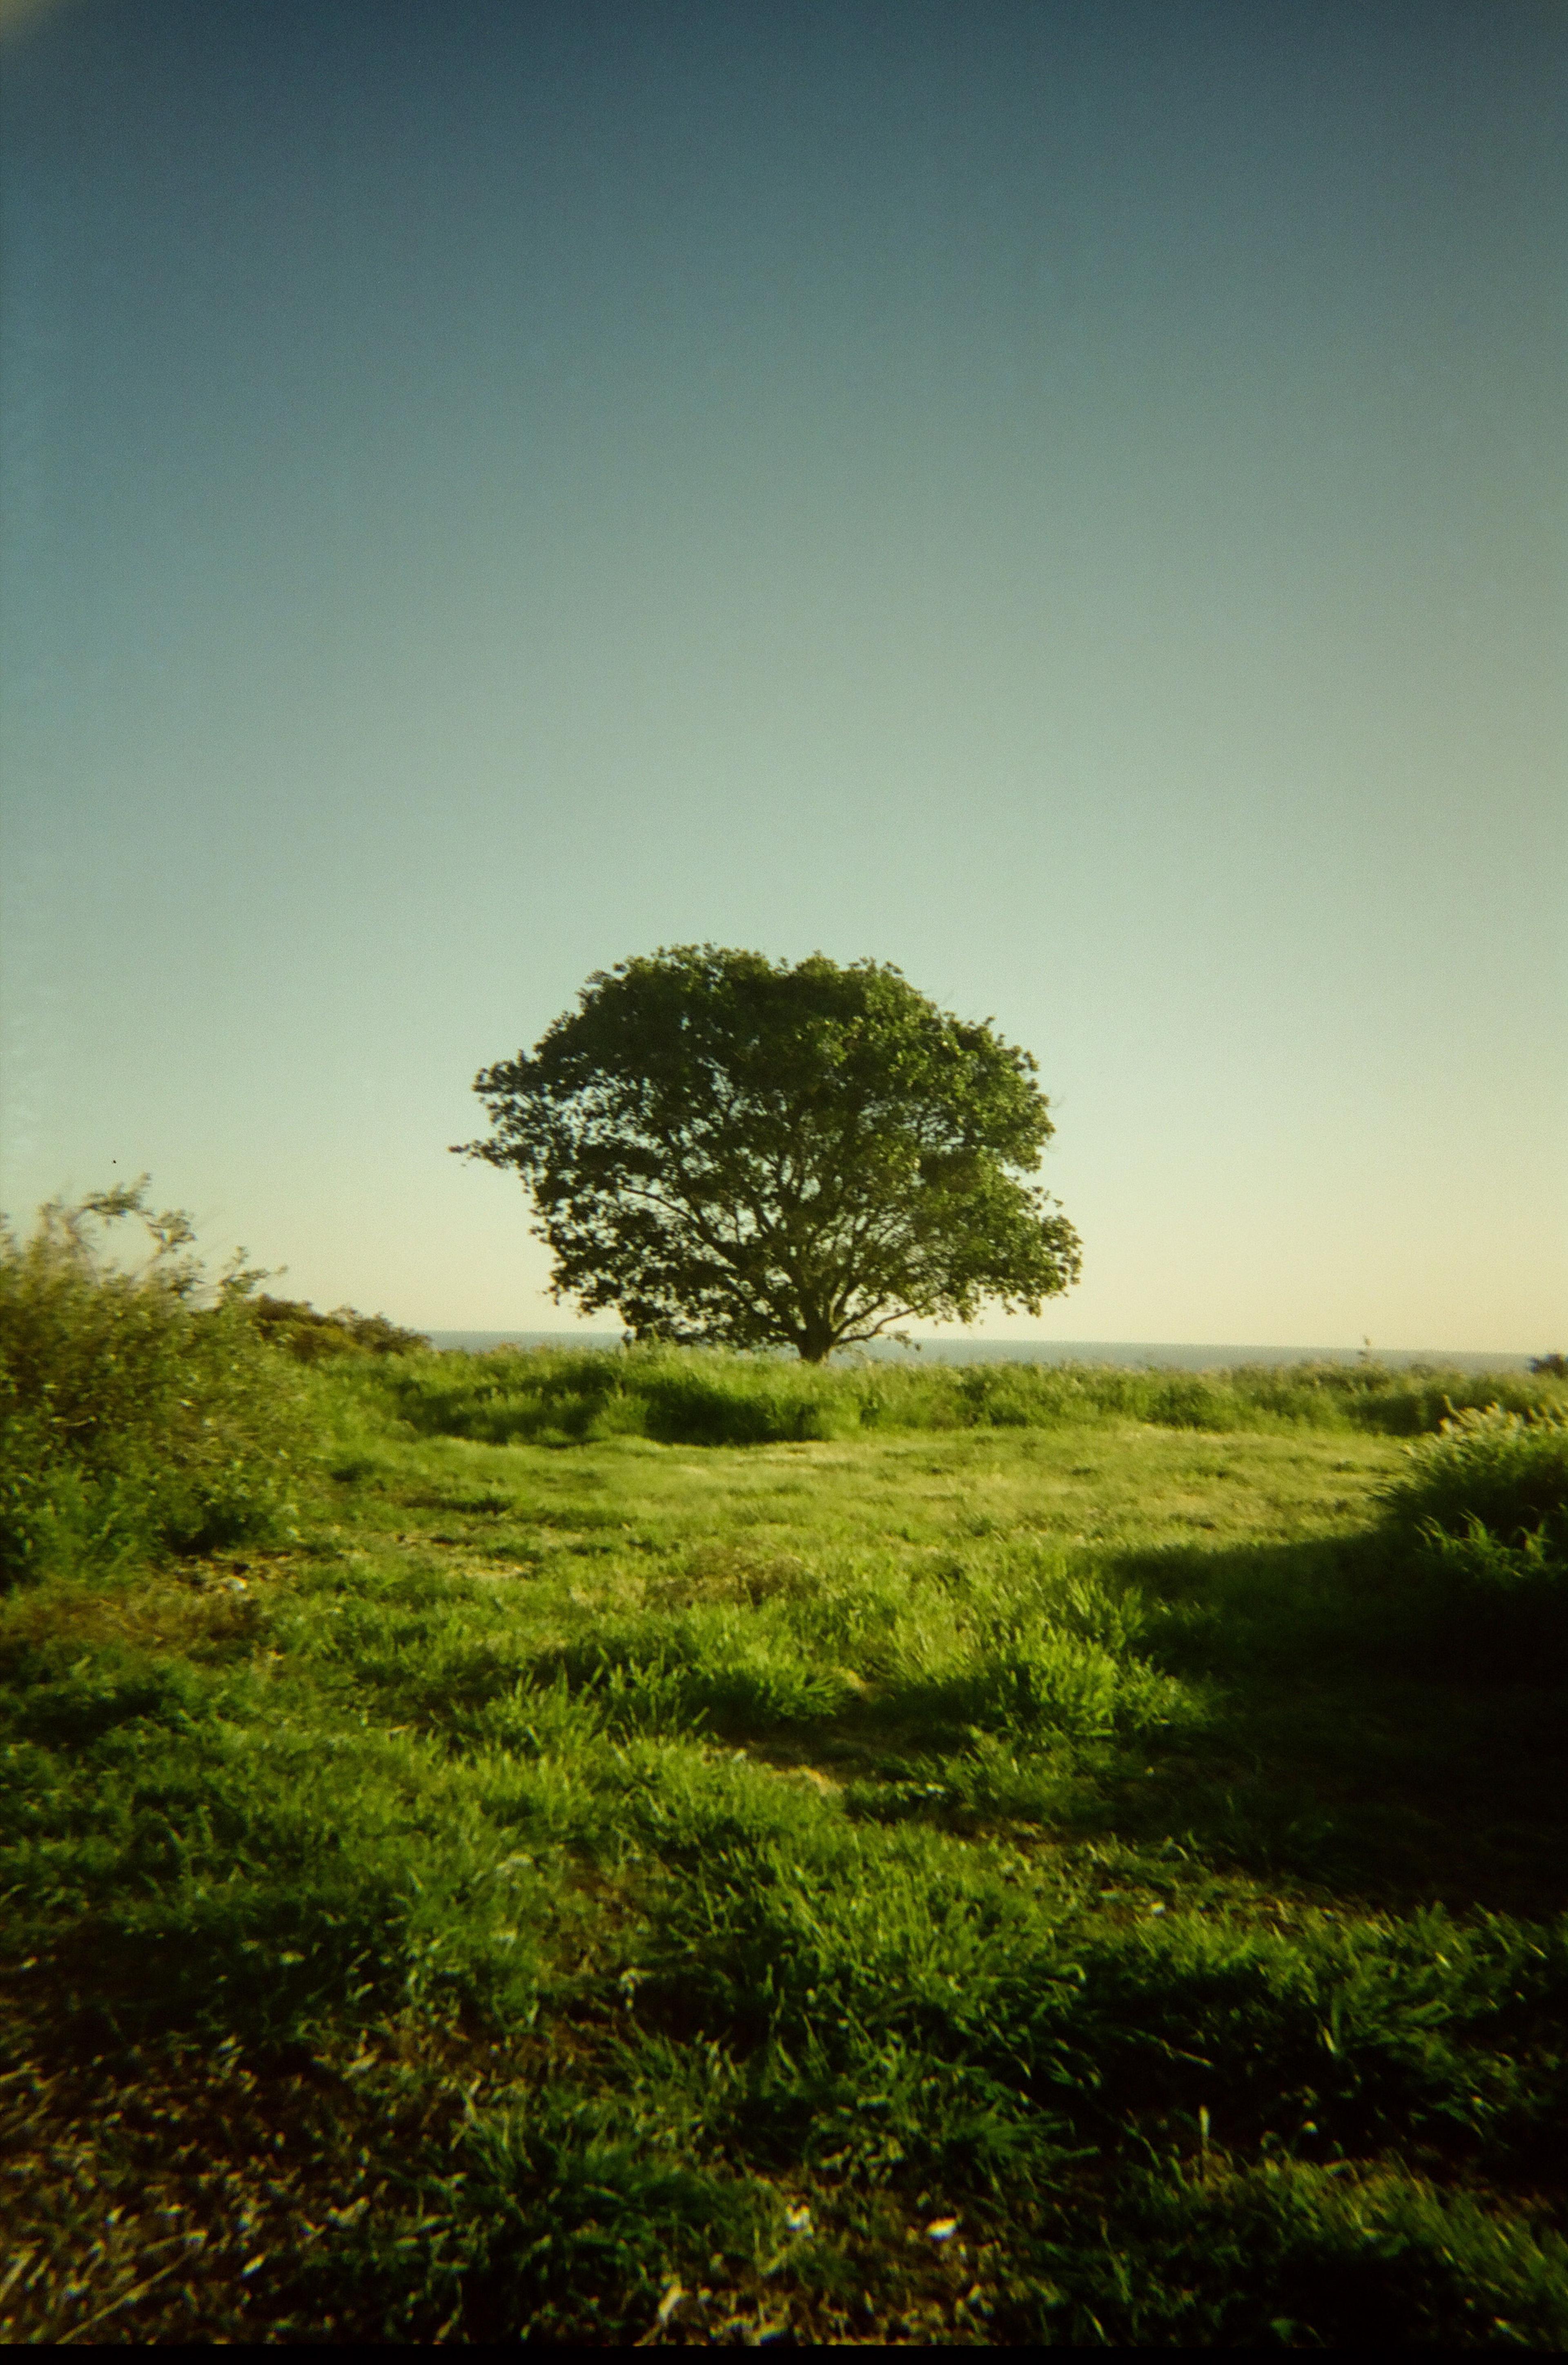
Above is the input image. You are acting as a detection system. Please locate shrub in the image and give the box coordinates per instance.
[247,1295,430,1363]
[1379,1405,1568,1556]
[1374,1405,1568,1677]
[0,1182,311,1584]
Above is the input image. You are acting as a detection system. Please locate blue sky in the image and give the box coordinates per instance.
[2,0,1564,1348]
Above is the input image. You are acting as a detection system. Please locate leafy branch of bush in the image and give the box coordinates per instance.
[247,1295,431,1364]
[1378,1403,1568,1555]
[0,1182,311,1583]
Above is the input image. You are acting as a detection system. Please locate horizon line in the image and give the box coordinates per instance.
[418,1329,1548,1366]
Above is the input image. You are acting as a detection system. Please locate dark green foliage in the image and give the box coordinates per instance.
[0,1186,310,1583]
[246,1294,430,1363]
[454,945,1082,1359]
[1059,2164,1568,2347]
[452,2094,780,2334]
[1336,1363,1568,1437]
[369,1342,868,1446]
[1380,1405,1568,1553]
[253,1295,430,1363]
[1374,1407,1568,1678]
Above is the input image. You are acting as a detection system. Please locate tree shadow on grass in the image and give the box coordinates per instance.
[1096,1532,1568,1921]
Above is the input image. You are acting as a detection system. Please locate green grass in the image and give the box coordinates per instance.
[4,1333,1567,2343]
[362,1337,1568,1448]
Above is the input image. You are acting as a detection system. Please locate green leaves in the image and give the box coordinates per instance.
[0,1189,313,1583]
[454,947,1082,1358]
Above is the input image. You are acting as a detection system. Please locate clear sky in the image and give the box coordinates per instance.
[1,0,1564,1350]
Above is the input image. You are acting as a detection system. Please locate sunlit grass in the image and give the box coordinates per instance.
[3,1337,1566,2343]
[352,1337,1568,1451]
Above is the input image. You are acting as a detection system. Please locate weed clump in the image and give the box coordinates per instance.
[0,1182,311,1584]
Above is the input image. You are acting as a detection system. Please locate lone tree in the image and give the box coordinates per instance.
[453,946,1082,1361]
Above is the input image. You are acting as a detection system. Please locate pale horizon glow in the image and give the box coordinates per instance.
[1,0,1564,1354]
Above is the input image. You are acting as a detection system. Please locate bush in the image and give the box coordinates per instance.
[0,1182,311,1584]
[247,1296,430,1363]
[1373,1405,1568,1677]
[1379,1405,1568,1556]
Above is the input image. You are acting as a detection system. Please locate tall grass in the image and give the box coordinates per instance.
[1373,1404,1568,1676]
[355,1339,1568,1450]
[1380,1404,1568,1554]
[0,1185,312,1584]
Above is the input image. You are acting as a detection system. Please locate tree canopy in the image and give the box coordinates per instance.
[453,946,1082,1361]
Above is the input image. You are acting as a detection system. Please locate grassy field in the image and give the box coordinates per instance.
[4,1296,1568,2342]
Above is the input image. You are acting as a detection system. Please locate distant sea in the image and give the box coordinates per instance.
[423,1332,1537,1375]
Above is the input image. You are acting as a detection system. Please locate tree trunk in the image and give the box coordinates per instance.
[797,1312,835,1363]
